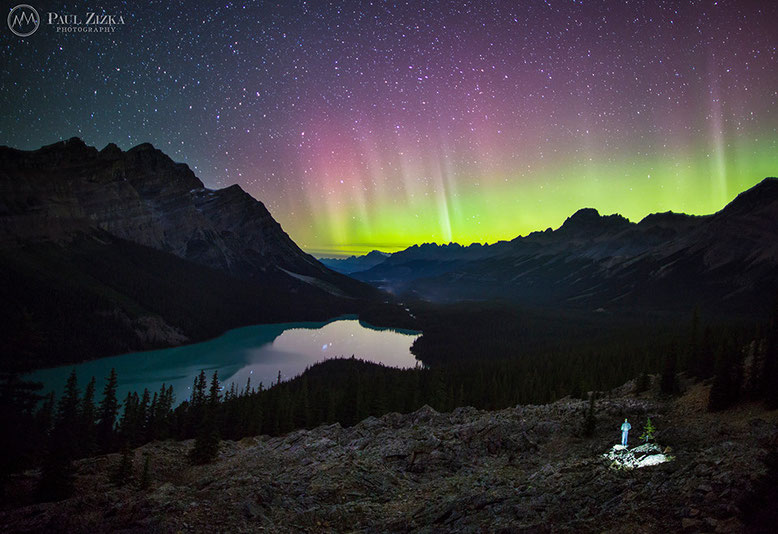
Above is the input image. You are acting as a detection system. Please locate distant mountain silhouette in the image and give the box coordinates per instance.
[350,178,778,315]
[319,250,391,274]
[0,138,380,370]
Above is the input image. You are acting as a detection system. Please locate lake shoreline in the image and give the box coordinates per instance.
[25,319,421,406]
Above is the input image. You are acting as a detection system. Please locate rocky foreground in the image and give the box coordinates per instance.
[2,382,777,533]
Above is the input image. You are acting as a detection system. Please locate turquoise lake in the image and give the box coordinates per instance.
[27,318,420,404]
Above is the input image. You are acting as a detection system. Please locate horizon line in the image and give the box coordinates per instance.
[307,176,776,259]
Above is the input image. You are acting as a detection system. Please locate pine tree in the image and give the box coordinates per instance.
[138,388,151,437]
[193,370,207,406]
[293,376,311,428]
[430,370,449,412]
[244,376,252,396]
[187,370,208,436]
[277,386,294,433]
[33,391,55,453]
[54,370,81,459]
[189,413,220,464]
[97,369,119,453]
[145,392,159,441]
[189,372,222,464]
[208,371,221,407]
[159,384,174,438]
[138,453,151,490]
[111,446,134,487]
[79,376,97,456]
[639,417,656,443]
[0,373,44,487]
[57,371,81,432]
[37,370,80,501]
[248,393,263,436]
[36,392,55,430]
[118,391,140,445]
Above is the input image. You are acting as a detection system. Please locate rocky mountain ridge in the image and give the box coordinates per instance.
[348,178,778,314]
[319,250,391,274]
[0,139,379,369]
[0,137,369,293]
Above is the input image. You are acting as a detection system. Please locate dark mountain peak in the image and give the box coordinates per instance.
[519,227,553,241]
[125,141,172,164]
[318,249,391,274]
[747,176,777,194]
[125,141,177,166]
[222,183,248,196]
[333,251,388,261]
[562,208,601,228]
[718,177,778,218]
[634,211,706,241]
[558,208,631,236]
[93,141,203,192]
[214,183,270,212]
[99,142,122,159]
[637,211,700,228]
[0,137,98,169]
[37,136,88,150]
[570,207,600,219]
[61,136,88,148]
[128,142,157,152]
[364,249,390,258]
[42,136,96,156]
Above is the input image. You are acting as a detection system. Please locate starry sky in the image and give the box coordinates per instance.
[1,1,776,257]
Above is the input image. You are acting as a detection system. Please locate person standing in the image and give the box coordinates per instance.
[620,418,632,447]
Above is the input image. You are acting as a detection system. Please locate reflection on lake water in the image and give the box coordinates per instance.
[27,318,420,404]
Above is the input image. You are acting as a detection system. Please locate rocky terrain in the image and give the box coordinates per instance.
[2,381,776,533]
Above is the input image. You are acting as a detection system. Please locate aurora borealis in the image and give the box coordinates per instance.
[1,1,776,256]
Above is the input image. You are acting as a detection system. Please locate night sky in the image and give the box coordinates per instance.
[1,1,776,256]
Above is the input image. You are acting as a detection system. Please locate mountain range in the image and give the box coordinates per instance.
[0,138,379,370]
[334,178,778,315]
[319,250,391,274]
[2,138,775,369]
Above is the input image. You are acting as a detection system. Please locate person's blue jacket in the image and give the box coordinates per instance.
[621,421,631,432]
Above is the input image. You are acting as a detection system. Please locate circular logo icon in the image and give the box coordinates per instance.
[7,4,39,37]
